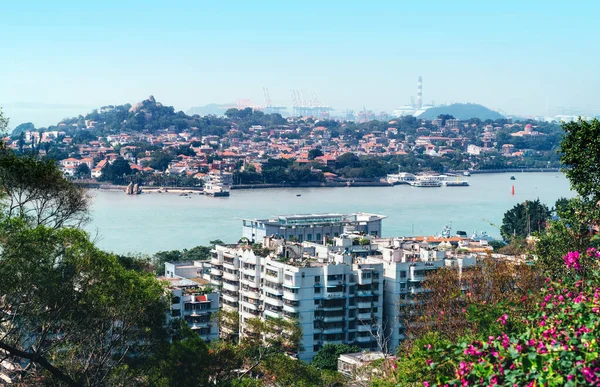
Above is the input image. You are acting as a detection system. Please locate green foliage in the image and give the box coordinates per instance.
[0,150,90,228]
[500,199,550,241]
[152,240,225,275]
[0,218,168,385]
[419,251,600,386]
[10,121,34,137]
[308,148,324,160]
[312,343,362,370]
[98,157,133,184]
[560,118,600,209]
[74,162,91,178]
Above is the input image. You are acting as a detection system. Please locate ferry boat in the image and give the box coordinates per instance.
[410,180,442,187]
[443,180,469,187]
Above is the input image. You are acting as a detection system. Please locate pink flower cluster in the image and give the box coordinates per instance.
[564,251,582,270]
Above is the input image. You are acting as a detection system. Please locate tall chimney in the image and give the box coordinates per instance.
[417,76,423,109]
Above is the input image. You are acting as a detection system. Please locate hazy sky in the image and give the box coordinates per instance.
[2,0,599,127]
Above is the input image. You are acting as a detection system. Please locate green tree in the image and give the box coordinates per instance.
[308,148,324,160]
[10,121,34,137]
[560,118,600,213]
[0,150,90,228]
[0,154,168,385]
[74,162,91,179]
[0,107,9,134]
[312,343,362,371]
[500,199,550,241]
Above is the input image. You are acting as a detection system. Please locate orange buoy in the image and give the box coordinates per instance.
[511,185,515,195]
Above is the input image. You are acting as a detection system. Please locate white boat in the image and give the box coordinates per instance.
[443,180,469,187]
[463,171,471,176]
[409,180,442,187]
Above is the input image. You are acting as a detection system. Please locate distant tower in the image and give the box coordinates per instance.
[416,76,423,109]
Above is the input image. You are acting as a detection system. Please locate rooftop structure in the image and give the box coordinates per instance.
[240,212,386,243]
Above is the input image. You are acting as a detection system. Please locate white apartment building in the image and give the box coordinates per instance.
[164,277,220,342]
[209,243,384,362]
[363,239,476,352]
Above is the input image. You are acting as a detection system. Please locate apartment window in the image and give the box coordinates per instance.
[315,276,320,283]
[171,309,181,317]
[306,234,312,241]
[314,287,320,294]
[285,274,293,282]
[334,232,339,237]
[316,233,322,241]
[400,271,407,278]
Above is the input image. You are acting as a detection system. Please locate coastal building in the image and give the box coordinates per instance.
[240,212,386,243]
[209,240,385,362]
[361,239,476,351]
[161,269,220,342]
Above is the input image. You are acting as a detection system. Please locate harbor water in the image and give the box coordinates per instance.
[86,172,573,254]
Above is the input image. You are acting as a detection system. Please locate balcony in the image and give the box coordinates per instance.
[355,335,372,343]
[241,267,257,277]
[357,290,372,296]
[189,322,211,330]
[210,256,221,265]
[210,267,222,276]
[222,260,236,270]
[241,300,259,310]
[223,271,238,281]
[324,291,345,299]
[264,309,282,319]
[357,301,372,309]
[263,284,283,296]
[283,291,300,301]
[322,327,344,334]
[222,292,238,303]
[322,315,344,323]
[222,282,239,292]
[357,312,372,320]
[264,297,283,308]
[321,305,345,311]
[357,324,372,332]
[283,304,298,313]
[241,288,261,299]
[240,277,259,287]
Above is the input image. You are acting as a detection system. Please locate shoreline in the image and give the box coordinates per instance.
[77,168,562,193]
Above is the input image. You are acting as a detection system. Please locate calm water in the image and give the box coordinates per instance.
[86,173,574,255]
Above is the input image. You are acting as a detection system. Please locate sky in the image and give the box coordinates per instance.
[1,0,599,127]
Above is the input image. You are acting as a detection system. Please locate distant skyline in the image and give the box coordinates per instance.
[2,0,599,127]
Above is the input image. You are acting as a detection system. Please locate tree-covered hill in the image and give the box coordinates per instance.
[419,103,504,120]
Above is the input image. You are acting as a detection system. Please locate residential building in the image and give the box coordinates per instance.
[209,241,384,362]
[162,275,220,342]
[240,212,386,243]
[362,239,476,352]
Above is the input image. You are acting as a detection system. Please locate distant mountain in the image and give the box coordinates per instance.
[419,103,504,120]
[186,103,236,116]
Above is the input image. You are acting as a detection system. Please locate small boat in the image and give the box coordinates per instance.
[296,194,301,197]
[410,180,442,187]
[510,176,516,180]
[463,171,471,176]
